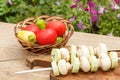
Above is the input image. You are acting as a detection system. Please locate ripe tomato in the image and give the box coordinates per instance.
[24,24,40,34]
[36,28,57,45]
[46,20,66,37]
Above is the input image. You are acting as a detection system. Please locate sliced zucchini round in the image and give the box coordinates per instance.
[72,57,80,73]
[88,56,99,72]
[51,61,60,76]
[88,46,95,56]
[109,52,118,69]
[51,48,61,63]
[70,45,77,63]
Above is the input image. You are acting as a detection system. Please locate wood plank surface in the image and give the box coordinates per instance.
[0,22,120,80]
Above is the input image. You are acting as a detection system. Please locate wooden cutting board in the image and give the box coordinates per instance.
[50,67,120,80]
[26,54,51,69]
[50,52,120,80]
[26,52,120,80]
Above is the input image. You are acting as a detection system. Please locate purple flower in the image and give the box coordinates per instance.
[84,7,89,11]
[81,4,89,11]
[90,9,98,15]
[69,15,76,22]
[56,1,61,6]
[6,0,13,5]
[88,1,95,8]
[75,0,80,3]
[114,0,119,5]
[71,3,78,9]
[91,15,99,23]
[77,21,85,30]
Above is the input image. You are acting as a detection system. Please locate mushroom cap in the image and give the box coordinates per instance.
[96,43,108,57]
[99,53,111,71]
[80,56,90,72]
[79,45,90,57]
[60,48,70,61]
[58,59,68,75]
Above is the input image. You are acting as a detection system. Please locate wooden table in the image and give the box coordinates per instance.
[0,22,120,80]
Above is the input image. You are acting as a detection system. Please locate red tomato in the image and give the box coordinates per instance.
[24,24,40,34]
[36,28,57,45]
[46,20,66,37]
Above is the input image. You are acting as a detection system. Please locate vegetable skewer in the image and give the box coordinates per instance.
[15,43,120,76]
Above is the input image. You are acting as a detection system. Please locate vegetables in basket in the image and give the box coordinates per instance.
[17,30,36,43]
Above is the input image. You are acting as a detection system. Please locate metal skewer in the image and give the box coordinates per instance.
[15,57,120,74]
[15,67,52,74]
[118,58,120,60]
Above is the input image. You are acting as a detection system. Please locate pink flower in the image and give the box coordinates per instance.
[71,3,78,9]
[110,1,120,10]
[114,0,119,5]
[75,0,80,3]
[98,6,108,14]
[90,9,98,15]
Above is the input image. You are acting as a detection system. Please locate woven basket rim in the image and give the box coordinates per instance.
[14,15,74,54]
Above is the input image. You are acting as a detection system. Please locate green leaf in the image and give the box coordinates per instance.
[39,0,45,4]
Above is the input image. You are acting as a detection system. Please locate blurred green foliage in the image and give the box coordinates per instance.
[0,0,120,37]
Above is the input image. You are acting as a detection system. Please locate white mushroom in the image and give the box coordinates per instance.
[95,43,108,57]
[79,45,90,57]
[80,56,90,72]
[60,48,70,61]
[76,48,82,58]
[99,53,111,71]
[66,62,72,70]
[58,59,68,75]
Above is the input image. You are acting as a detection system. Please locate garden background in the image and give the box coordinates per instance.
[0,0,120,37]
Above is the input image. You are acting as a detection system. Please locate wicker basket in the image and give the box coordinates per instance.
[14,15,74,54]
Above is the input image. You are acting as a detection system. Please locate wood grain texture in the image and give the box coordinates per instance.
[0,22,120,80]
[50,68,120,80]
[0,60,50,80]
[26,55,51,69]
